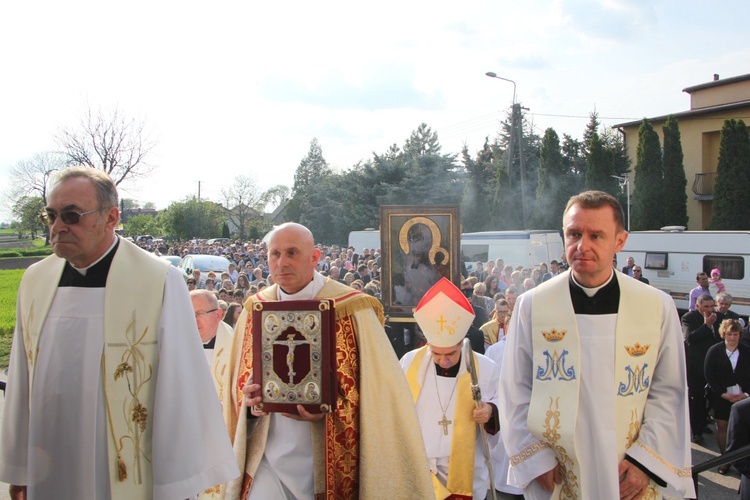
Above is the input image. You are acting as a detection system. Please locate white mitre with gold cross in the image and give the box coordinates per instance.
[413,277,475,347]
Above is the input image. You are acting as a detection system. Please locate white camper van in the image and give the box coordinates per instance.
[461,230,564,272]
[620,229,750,316]
[348,229,381,254]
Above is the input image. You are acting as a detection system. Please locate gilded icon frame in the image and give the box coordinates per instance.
[380,205,461,318]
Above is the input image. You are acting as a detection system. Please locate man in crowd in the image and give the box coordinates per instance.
[716,292,745,327]
[633,265,649,284]
[682,294,722,442]
[499,191,694,498]
[0,166,238,499]
[480,299,510,348]
[224,222,433,498]
[401,278,500,499]
[621,255,636,276]
[191,290,234,402]
[689,272,710,311]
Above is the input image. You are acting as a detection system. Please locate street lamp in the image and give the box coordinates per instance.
[612,175,631,231]
[486,71,528,228]
[485,71,516,107]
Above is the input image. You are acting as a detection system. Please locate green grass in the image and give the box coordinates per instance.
[0,269,24,367]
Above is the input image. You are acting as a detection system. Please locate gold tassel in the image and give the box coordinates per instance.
[117,456,128,481]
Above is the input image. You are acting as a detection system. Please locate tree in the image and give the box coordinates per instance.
[4,152,63,244]
[4,152,62,214]
[709,119,750,229]
[124,213,161,237]
[57,105,157,187]
[220,175,264,240]
[259,185,291,211]
[631,119,664,230]
[461,140,496,232]
[661,116,689,227]
[121,198,142,210]
[584,131,618,194]
[531,128,571,230]
[286,138,331,221]
[12,196,46,239]
[160,198,224,240]
[377,124,461,206]
[582,112,601,159]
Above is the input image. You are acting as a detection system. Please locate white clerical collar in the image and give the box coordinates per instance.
[277,271,325,300]
[70,235,119,276]
[571,269,615,298]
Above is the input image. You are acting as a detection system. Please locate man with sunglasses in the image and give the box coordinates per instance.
[0,166,238,499]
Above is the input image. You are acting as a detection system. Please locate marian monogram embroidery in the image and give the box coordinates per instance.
[536,349,576,381]
[617,364,650,396]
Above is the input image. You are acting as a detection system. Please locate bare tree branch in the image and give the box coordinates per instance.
[220,176,264,240]
[3,152,64,215]
[56,104,157,187]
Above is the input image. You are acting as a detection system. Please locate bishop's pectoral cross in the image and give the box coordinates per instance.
[438,414,452,435]
[274,332,307,385]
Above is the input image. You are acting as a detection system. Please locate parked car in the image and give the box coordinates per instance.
[207,238,230,245]
[160,255,182,267]
[178,254,231,285]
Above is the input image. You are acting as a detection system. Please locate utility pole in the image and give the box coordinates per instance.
[197,180,202,202]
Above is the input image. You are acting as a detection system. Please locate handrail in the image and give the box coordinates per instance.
[692,443,750,495]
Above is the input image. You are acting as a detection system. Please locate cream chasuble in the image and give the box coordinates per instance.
[0,238,239,499]
[499,270,695,499]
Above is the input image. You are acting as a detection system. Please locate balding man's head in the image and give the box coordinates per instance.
[268,223,321,294]
[190,289,223,343]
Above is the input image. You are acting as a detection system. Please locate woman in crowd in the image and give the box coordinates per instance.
[484,275,501,302]
[236,273,251,294]
[705,318,750,473]
[223,303,243,329]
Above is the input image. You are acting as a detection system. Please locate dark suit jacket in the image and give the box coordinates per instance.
[681,310,722,384]
[727,398,750,499]
[704,343,750,397]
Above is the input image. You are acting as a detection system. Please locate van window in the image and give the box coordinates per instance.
[704,256,744,280]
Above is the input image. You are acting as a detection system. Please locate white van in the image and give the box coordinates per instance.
[620,229,750,315]
[461,230,564,271]
[348,229,381,254]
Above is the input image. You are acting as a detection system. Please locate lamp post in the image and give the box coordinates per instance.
[612,175,631,231]
[486,71,528,228]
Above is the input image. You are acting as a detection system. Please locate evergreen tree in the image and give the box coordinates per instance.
[584,131,618,194]
[286,138,331,221]
[631,119,664,230]
[709,119,750,229]
[582,112,601,159]
[461,139,497,232]
[531,128,569,229]
[661,116,689,227]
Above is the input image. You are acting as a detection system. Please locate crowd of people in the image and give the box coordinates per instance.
[2,167,736,499]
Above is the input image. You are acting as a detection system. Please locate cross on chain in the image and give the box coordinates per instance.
[438,414,452,435]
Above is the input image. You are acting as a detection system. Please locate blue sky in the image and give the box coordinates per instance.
[1,0,749,222]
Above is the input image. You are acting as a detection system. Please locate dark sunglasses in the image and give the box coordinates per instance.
[40,208,101,226]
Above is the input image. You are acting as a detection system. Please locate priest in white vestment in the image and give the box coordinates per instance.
[0,167,239,500]
[401,277,500,499]
[499,191,695,499]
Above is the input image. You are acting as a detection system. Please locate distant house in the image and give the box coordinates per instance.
[615,72,750,229]
[264,198,289,226]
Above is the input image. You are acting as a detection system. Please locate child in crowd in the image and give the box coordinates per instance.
[710,268,727,296]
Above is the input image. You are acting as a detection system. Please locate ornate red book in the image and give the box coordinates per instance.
[251,299,337,414]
